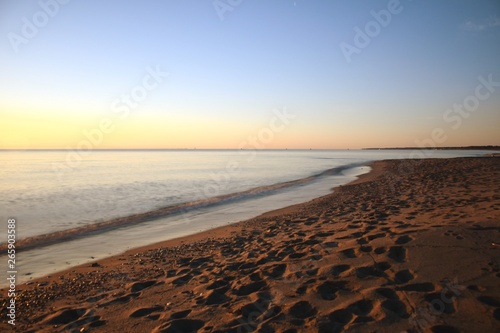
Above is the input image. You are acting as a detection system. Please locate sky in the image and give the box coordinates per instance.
[1,0,499,149]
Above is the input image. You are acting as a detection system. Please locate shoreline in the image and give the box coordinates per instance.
[362,146,500,150]
[0,164,372,288]
[1,163,370,254]
[2,156,499,332]
[3,161,381,290]
[4,162,383,292]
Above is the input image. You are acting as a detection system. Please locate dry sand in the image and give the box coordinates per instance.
[1,157,499,333]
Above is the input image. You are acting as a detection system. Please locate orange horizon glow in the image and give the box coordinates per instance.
[1,102,499,150]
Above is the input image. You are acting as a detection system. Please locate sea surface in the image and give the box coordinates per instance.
[0,149,493,285]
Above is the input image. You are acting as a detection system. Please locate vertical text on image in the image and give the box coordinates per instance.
[6,218,17,326]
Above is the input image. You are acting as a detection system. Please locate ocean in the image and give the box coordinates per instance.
[0,149,492,285]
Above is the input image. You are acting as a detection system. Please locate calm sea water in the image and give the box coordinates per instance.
[0,149,493,285]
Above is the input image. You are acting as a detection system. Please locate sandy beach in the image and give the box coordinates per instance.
[2,156,499,333]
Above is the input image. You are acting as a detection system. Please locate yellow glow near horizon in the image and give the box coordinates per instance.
[0,109,275,149]
[2,104,499,150]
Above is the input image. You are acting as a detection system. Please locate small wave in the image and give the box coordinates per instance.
[0,162,368,252]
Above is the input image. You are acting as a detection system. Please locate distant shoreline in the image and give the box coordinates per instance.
[363,145,500,150]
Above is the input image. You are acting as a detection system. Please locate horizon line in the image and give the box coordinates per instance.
[0,145,499,152]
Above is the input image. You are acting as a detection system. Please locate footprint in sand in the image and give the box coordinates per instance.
[365,225,378,232]
[306,267,319,276]
[323,241,339,248]
[315,231,334,238]
[326,308,353,328]
[321,299,376,331]
[367,232,386,241]
[99,292,140,307]
[337,231,364,240]
[205,289,231,305]
[249,272,263,282]
[340,248,358,258]
[331,264,351,277]
[166,269,177,277]
[177,268,191,275]
[129,305,164,318]
[357,237,368,245]
[288,251,307,259]
[304,217,319,225]
[355,262,391,279]
[234,280,267,296]
[176,257,193,267]
[42,308,105,331]
[41,308,87,325]
[303,237,322,246]
[170,309,191,319]
[128,280,157,292]
[224,261,256,272]
[188,256,213,269]
[376,287,399,300]
[206,279,230,290]
[236,297,276,327]
[288,300,317,319]
[172,274,193,286]
[296,284,308,295]
[387,246,407,262]
[65,315,104,331]
[316,280,350,300]
[86,292,108,303]
[395,234,414,244]
[374,247,386,254]
[228,302,280,333]
[347,299,374,317]
[394,269,414,284]
[381,299,410,320]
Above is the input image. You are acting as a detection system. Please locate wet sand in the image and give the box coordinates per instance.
[1,157,499,332]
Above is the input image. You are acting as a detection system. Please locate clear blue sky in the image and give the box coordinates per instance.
[1,0,499,149]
